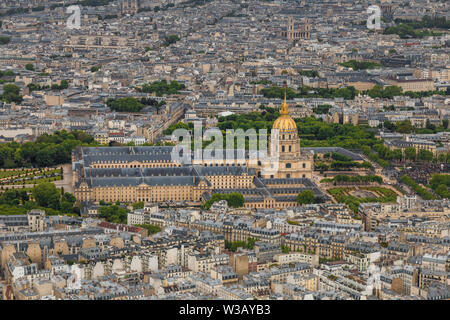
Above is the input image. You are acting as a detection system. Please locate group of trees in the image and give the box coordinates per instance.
[260,84,447,102]
[0,84,22,104]
[394,16,450,29]
[225,237,257,252]
[164,35,180,46]
[339,60,381,71]
[106,97,146,113]
[106,97,166,113]
[260,85,358,100]
[98,204,128,224]
[202,192,245,210]
[0,70,15,78]
[163,121,193,135]
[0,183,78,216]
[0,130,95,168]
[312,104,332,115]
[429,174,450,199]
[327,160,373,171]
[137,80,186,96]
[27,80,69,93]
[367,85,448,100]
[0,36,11,45]
[297,190,320,205]
[365,85,403,99]
[400,175,436,200]
[385,119,449,136]
[32,182,77,213]
[384,16,449,39]
[361,142,441,168]
[0,189,29,207]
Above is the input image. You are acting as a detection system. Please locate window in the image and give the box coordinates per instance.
[282,146,285,152]
[286,174,291,178]
[289,146,292,152]
[286,163,291,168]
[302,163,306,168]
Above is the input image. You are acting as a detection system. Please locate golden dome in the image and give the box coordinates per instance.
[272,90,297,132]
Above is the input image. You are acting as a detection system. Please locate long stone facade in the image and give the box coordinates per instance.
[72,99,322,208]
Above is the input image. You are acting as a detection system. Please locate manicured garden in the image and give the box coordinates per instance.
[328,186,398,213]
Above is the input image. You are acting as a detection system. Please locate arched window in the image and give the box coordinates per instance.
[286,163,291,168]
[282,146,285,152]
[302,163,306,168]
[286,174,291,178]
[289,146,292,152]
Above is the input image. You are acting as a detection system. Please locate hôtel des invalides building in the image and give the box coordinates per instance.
[73,98,327,209]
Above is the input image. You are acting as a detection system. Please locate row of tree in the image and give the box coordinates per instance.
[400,175,436,200]
[0,130,96,168]
[259,84,447,101]
[137,80,185,96]
[27,80,69,93]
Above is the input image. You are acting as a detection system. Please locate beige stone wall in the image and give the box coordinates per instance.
[1,244,16,270]
[26,243,42,265]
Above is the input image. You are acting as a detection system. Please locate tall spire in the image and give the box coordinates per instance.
[281,86,289,115]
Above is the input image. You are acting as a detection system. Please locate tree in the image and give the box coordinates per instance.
[106,97,146,113]
[426,119,436,132]
[395,120,413,134]
[32,182,61,210]
[164,34,180,46]
[1,84,23,104]
[405,147,417,161]
[434,184,449,199]
[392,149,403,161]
[383,120,396,131]
[62,192,76,204]
[98,205,128,224]
[297,190,316,205]
[281,245,290,254]
[25,64,35,71]
[418,149,433,162]
[443,119,449,129]
[202,193,244,209]
[61,201,74,213]
[132,201,145,210]
[0,36,11,45]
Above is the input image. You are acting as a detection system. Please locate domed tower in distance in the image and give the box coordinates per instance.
[267,90,313,179]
